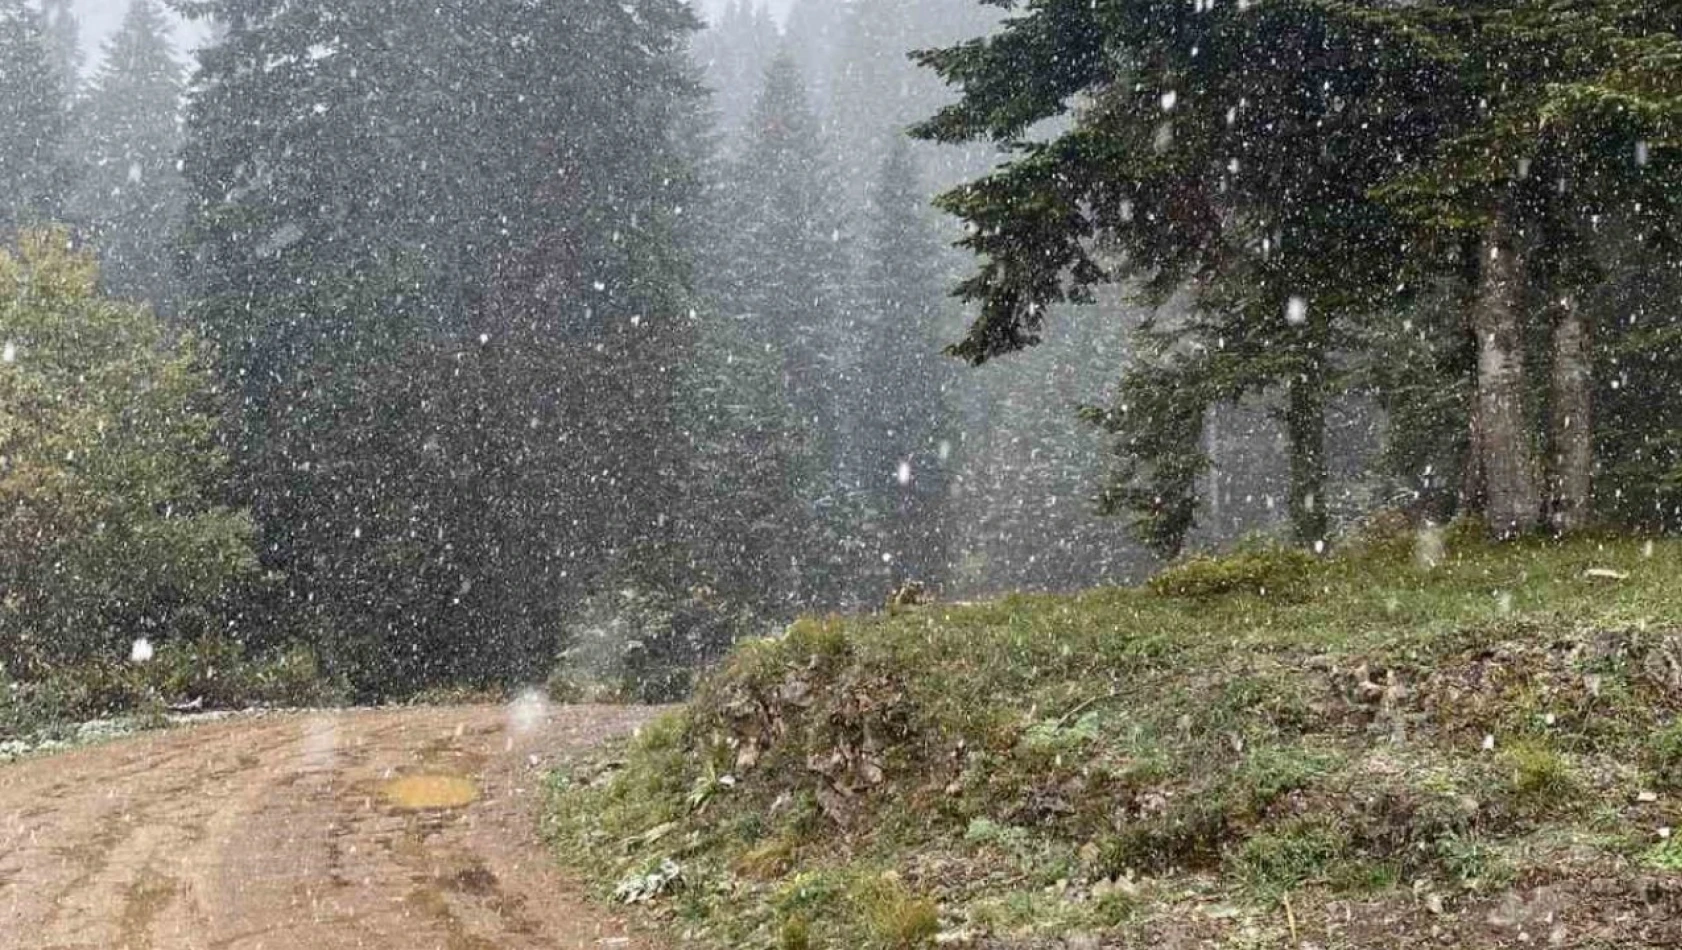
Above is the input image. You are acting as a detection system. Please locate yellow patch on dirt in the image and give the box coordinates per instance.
[381,774,479,810]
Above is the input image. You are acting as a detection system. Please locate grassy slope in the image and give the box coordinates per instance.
[547,532,1682,949]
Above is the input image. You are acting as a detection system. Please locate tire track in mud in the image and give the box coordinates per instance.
[0,705,659,950]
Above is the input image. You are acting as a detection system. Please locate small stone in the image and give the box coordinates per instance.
[1638,791,1659,803]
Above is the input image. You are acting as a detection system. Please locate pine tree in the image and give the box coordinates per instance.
[914,1,1450,553]
[36,0,80,96]
[0,0,69,231]
[715,53,863,606]
[946,289,1148,590]
[850,136,956,587]
[692,0,780,147]
[177,0,709,694]
[1372,1,1682,536]
[69,0,186,311]
[783,0,847,113]
[825,0,1000,201]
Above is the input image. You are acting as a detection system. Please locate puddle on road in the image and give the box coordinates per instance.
[381,775,479,810]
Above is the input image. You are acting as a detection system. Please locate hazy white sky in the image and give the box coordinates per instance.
[74,0,206,66]
[73,0,134,57]
[698,0,793,27]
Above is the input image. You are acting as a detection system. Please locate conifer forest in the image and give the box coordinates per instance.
[5,0,1682,708]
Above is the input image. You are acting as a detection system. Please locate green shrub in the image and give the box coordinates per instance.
[0,638,342,742]
[545,665,630,705]
[1229,746,1338,810]
[1325,858,1401,893]
[1148,546,1318,600]
[1642,836,1682,871]
[251,644,346,706]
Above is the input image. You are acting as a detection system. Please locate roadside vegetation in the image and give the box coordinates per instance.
[0,233,342,748]
[548,529,1682,948]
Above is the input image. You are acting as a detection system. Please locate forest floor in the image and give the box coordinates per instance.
[0,703,661,950]
[548,530,1682,949]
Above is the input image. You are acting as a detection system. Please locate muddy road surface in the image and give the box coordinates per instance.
[0,704,659,949]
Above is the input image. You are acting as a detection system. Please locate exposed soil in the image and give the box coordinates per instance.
[0,704,660,949]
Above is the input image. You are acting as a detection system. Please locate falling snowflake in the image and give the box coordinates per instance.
[1285,296,1309,325]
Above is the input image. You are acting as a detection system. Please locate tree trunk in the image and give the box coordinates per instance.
[1549,296,1592,534]
[1470,211,1543,537]
[1286,371,1328,546]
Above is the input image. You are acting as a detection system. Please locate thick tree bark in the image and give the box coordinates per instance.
[1549,296,1592,534]
[1470,211,1543,537]
[1286,371,1328,546]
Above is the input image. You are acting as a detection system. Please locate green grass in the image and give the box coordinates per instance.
[546,533,1682,948]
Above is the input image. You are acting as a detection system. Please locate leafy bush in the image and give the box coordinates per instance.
[0,231,258,679]
[1148,545,1319,600]
[0,639,342,742]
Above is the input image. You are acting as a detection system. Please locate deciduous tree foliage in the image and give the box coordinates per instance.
[0,232,256,678]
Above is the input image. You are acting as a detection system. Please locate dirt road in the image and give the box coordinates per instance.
[0,704,659,949]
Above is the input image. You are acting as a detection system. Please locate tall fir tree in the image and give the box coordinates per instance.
[715,53,864,607]
[176,0,708,694]
[1374,1,1682,536]
[37,0,79,98]
[914,1,1459,553]
[69,0,186,311]
[850,136,957,587]
[782,0,847,115]
[824,0,1000,201]
[692,0,780,148]
[0,0,69,231]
